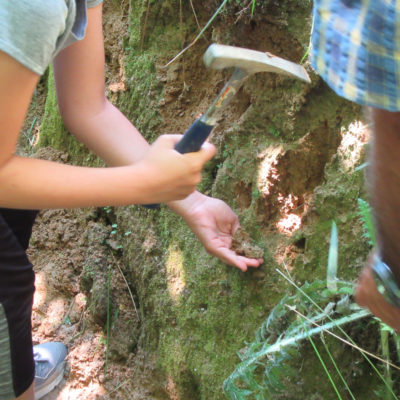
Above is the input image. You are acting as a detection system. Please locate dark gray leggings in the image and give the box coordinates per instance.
[0,209,38,399]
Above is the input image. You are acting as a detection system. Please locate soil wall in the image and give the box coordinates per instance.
[35,1,379,398]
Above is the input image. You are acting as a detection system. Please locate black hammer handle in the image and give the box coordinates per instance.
[144,119,214,209]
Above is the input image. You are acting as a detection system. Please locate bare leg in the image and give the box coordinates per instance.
[355,108,400,331]
[14,383,34,400]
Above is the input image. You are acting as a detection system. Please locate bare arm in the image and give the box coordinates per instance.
[0,13,215,210]
[53,5,206,214]
[51,4,261,271]
[53,4,149,166]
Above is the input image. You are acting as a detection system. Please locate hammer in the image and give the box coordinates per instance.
[145,44,310,208]
[174,43,311,153]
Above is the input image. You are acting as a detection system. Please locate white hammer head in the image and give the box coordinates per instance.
[203,44,311,83]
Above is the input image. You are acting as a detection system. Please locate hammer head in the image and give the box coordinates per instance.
[203,44,311,83]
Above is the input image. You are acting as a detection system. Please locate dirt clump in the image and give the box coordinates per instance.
[231,227,264,258]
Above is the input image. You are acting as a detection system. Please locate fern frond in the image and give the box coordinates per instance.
[357,198,376,247]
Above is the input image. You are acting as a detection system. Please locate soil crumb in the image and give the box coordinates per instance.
[231,227,264,258]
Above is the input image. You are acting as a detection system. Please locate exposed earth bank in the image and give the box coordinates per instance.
[24,0,392,399]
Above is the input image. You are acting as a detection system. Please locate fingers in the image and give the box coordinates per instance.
[354,265,371,307]
[355,262,400,332]
[195,141,217,162]
[158,134,216,162]
[215,247,263,272]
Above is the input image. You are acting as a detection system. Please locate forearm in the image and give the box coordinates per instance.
[369,109,400,281]
[63,97,206,213]
[0,155,159,209]
[62,98,150,166]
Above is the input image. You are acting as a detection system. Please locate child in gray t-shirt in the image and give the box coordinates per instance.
[0,2,262,399]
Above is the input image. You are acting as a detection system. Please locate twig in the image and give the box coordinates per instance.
[302,319,343,400]
[277,267,400,398]
[105,266,111,375]
[163,0,229,68]
[189,0,200,29]
[287,305,400,371]
[140,0,151,51]
[112,254,139,321]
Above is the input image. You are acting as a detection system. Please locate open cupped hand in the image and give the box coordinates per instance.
[171,193,263,271]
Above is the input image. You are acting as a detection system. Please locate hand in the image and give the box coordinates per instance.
[137,135,216,203]
[169,192,264,271]
[355,252,400,332]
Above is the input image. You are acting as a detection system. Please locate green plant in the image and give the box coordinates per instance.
[224,219,399,399]
[251,188,261,200]
[268,127,281,137]
[251,0,256,16]
[357,198,376,246]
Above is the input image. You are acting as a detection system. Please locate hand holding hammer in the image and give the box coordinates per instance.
[145,44,310,208]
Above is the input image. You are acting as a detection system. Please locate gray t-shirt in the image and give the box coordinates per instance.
[0,0,103,75]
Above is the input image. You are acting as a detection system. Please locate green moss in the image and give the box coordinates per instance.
[32,0,375,398]
[38,67,100,165]
[120,53,163,142]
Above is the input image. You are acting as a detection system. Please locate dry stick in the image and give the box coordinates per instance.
[164,0,229,68]
[112,254,139,321]
[286,305,400,371]
[276,268,399,400]
[189,0,200,29]
[179,0,185,83]
[140,0,151,51]
[235,0,252,24]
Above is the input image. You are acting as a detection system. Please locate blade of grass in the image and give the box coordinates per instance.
[380,326,394,400]
[301,319,344,400]
[299,18,314,64]
[111,253,139,320]
[189,0,200,29]
[26,116,38,145]
[164,0,229,67]
[327,221,338,292]
[355,162,369,172]
[279,275,399,400]
[320,333,357,400]
[251,0,256,16]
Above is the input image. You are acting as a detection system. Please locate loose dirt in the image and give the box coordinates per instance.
[29,205,165,399]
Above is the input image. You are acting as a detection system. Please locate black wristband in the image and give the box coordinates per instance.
[371,253,400,308]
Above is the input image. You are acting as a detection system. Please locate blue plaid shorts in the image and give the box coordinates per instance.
[310,0,400,111]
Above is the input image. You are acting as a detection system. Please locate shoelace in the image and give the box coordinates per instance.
[34,351,52,379]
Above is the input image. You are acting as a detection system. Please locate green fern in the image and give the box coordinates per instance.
[357,198,376,247]
[223,276,362,399]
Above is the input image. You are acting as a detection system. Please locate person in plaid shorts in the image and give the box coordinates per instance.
[311,0,400,331]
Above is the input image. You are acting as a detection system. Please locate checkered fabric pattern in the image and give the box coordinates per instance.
[310,0,400,111]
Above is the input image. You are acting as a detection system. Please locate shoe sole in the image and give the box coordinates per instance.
[34,361,66,400]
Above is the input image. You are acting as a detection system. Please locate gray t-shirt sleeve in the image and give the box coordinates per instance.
[0,0,69,75]
[87,0,103,8]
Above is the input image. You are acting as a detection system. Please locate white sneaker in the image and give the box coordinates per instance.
[33,342,67,399]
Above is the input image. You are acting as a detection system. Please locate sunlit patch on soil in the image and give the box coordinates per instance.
[338,120,370,171]
[166,245,186,303]
[166,376,180,400]
[276,213,302,235]
[275,193,302,235]
[33,272,47,310]
[257,145,283,196]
